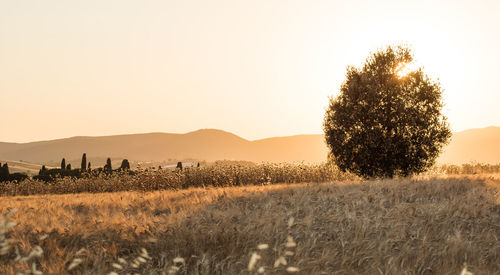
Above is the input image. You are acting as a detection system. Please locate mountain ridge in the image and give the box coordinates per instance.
[0,127,498,165]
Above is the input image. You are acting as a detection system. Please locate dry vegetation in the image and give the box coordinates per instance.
[2,161,500,197]
[0,163,349,197]
[1,174,500,274]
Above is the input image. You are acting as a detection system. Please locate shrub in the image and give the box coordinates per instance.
[120,159,130,170]
[34,168,82,181]
[8,172,28,182]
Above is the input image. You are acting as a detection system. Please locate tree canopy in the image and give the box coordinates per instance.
[323,45,451,178]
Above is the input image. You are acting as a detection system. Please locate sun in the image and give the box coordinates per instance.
[395,62,418,78]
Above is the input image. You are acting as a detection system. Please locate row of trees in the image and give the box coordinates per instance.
[58,153,91,172]
[1,154,192,183]
[35,154,132,181]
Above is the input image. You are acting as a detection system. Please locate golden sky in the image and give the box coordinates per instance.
[1,0,499,142]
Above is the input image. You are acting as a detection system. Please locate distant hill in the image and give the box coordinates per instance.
[0,129,327,166]
[0,127,498,166]
[437,126,500,164]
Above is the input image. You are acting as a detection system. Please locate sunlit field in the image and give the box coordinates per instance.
[1,173,500,274]
[0,162,349,197]
[1,161,499,197]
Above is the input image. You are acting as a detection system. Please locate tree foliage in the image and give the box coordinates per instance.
[0,163,9,181]
[81,153,87,172]
[323,45,451,178]
[120,159,130,170]
[0,162,27,182]
[2,163,9,176]
[104,158,112,172]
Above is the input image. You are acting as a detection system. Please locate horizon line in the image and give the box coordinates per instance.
[1,125,499,145]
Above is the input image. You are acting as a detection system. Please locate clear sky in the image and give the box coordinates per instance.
[1,0,499,142]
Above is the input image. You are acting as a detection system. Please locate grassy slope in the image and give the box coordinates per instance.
[1,175,500,274]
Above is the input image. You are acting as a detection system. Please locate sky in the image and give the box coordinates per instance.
[1,0,499,143]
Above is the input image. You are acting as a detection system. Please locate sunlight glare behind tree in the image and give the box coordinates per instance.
[323,45,451,178]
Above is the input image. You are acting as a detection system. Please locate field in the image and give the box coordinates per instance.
[0,163,348,197]
[1,173,500,274]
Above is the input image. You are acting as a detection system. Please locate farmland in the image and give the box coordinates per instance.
[1,173,500,274]
[0,162,348,197]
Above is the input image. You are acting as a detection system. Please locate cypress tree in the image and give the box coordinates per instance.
[61,158,66,170]
[39,165,47,175]
[81,153,87,172]
[0,162,5,181]
[105,158,112,172]
[66,163,72,170]
[88,162,91,171]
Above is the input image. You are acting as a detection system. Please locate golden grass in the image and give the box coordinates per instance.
[0,163,349,196]
[1,174,500,274]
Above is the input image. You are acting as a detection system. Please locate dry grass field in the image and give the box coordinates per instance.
[1,174,500,274]
[0,163,347,197]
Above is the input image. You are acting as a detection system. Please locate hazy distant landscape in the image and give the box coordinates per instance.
[1,127,499,169]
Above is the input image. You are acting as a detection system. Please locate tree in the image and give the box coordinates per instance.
[66,163,72,170]
[88,162,91,171]
[120,159,130,170]
[3,163,9,176]
[104,158,112,172]
[81,153,87,172]
[39,165,47,175]
[176,162,183,170]
[0,162,8,181]
[61,158,66,170]
[323,45,451,178]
